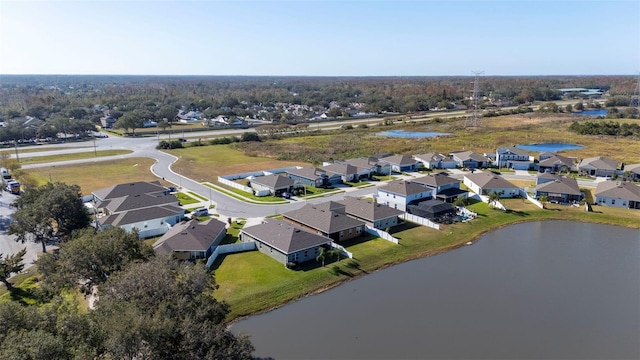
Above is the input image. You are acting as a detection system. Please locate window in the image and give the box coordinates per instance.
[356,226,362,233]
[349,229,352,235]
[304,250,308,257]
[612,199,615,205]
[340,231,344,238]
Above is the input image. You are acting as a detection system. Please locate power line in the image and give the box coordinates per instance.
[465,71,484,127]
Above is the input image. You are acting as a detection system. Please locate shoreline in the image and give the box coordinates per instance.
[226,214,640,326]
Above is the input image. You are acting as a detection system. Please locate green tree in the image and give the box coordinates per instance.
[157,119,171,133]
[0,248,26,290]
[37,227,153,293]
[488,192,501,208]
[115,112,143,135]
[93,257,254,359]
[328,247,342,263]
[574,102,584,111]
[565,104,572,113]
[9,182,91,253]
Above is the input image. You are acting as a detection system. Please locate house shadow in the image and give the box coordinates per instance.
[504,209,529,217]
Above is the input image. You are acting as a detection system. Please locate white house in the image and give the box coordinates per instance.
[377,180,433,211]
[594,181,640,209]
[495,146,533,170]
[413,153,457,169]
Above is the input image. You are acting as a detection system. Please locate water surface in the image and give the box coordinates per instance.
[377,130,451,138]
[233,221,640,360]
[515,142,584,152]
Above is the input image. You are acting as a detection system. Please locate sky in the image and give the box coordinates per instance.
[0,0,639,76]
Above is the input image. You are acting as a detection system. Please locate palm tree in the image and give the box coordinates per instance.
[488,192,501,209]
[316,247,326,267]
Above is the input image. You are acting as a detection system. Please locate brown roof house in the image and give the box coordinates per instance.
[594,181,640,209]
[339,196,404,229]
[412,173,467,203]
[153,218,227,260]
[240,219,332,266]
[578,156,618,177]
[535,174,582,204]
[93,181,184,238]
[538,153,577,174]
[449,150,492,169]
[463,172,521,198]
[283,202,365,242]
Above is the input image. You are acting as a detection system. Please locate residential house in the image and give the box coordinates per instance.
[538,153,577,174]
[377,179,433,211]
[240,219,332,266]
[152,218,227,260]
[322,163,358,183]
[100,116,116,129]
[92,181,184,238]
[578,156,618,177]
[622,163,640,181]
[407,199,456,222]
[286,167,337,188]
[413,153,457,170]
[283,202,365,242]
[463,172,521,198]
[411,173,467,203]
[534,174,582,203]
[377,154,420,172]
[339,196,404,229]
[495,146,533,170]
[594,181,640,209]
[251,174,295,196]
[449,150,491,169]
[336,157,391,179]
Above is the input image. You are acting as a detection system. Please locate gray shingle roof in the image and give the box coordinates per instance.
[92,181,167,201]
[153,218,226,255]
[624,164,640,175]
[450,150,490,163]
[536,176,581,195]
[578,156,618,171]
[241,219,332,254]
[378,154,416,166]
[595,181,640,201]
[339,196,404,222]
[538,154,576,168]
[287,167,323,180]
[99,193,179,213]
[412,173,459,188]
[379,180,431,196]
[497,146,530,157]
[99,204,184,227]
[464,172,519,189]
[322,163,358,176]
[283,202,365,234]
[251,174,295,190]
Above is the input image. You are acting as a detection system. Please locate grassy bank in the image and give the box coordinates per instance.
[215,200,640,321]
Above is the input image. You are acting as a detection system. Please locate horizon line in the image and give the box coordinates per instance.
[1,73,637,78]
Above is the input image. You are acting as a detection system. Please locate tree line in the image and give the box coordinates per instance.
[569,120,640,137]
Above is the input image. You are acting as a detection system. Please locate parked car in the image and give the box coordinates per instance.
[191,208,208,217]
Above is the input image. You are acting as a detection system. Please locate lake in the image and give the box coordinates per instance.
[232,221,640,360]
[515,142,584,152]
[376,130,452,138]
[572,109,608,117]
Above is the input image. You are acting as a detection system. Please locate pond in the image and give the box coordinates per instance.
[572,109,607,117]
[515,142,584,152]
[232,221,640,360]
[376,130,452,138]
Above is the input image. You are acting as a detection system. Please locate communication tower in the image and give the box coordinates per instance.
[465,71,484,127]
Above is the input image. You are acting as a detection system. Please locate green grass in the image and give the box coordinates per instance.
[205,183,288,204]
[187,191,207,201]
[215,200,640,321]
[0,268,41,305]
[0,146,91,155]
[176,192,199,205]
[17,150,132,165]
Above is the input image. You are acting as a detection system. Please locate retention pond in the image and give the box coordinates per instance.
[232,221,640,360]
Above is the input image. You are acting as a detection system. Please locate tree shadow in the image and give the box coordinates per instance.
[504,209,529,217]
[329,264,353,277]
[345,259,368,274]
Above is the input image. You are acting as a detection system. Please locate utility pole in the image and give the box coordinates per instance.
[14,140,19,162]
[465,71,484,128]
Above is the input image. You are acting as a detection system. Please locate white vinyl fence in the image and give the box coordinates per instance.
[521,189,544,209]
[330,242,354,259]
[365,225,400,244]
[217,176,252,193]
[206,242,257,268]
[400,213,440,230]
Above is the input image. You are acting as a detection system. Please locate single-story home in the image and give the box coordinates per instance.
[251,174,295,196]
[535,175,582,203]
[449,150,491,169]
[377,154,421,172]
[336,157,391,178]
[622,163,640,181]
[578,156,618,177]
[407,199,457,222]
[463,172,521,198]
[339,196,404,229]
[594,181,640,209]
[413,153,457,170]
[283,202,365,242]
[377,179,433,211]
[286,167,332,188]
[240,219,332,266]
[92,181,184,238]
[322,163,358,183]
[153,218,227,260]
[538,153,577,174]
